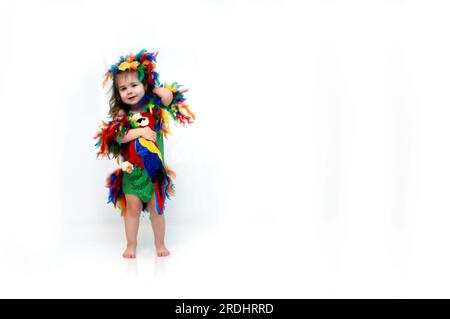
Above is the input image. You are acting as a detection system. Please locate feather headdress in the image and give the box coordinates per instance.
[102,49,160,88]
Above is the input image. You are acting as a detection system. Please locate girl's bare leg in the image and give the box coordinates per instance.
[123,194,143,258]
[147,196,170,257]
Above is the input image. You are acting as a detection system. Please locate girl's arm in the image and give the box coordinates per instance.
[152,87,174,106]
[119,128,144,143]
[119,127,156,143]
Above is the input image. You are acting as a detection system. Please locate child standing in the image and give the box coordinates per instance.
[95,50,195,258]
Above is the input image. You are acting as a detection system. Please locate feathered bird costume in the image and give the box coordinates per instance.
[94,50,195,216]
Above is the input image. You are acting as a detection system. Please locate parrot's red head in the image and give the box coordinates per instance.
[130,112,156,130]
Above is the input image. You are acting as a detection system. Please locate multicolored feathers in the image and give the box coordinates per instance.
[94,117,133,159]
[155,82,195,137]
[103,49,160,88]
[106,169,127,216]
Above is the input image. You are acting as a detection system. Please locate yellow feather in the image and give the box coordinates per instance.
[138,138,163,162]
[161,109,171,135]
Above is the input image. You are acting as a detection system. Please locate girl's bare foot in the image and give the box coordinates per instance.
[123,243,137,258]
[156,244,170,257]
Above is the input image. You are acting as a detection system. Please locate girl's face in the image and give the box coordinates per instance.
[116,71,146,107]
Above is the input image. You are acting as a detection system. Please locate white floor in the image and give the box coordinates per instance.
[2,217,450,299]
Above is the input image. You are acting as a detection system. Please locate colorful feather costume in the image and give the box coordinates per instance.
[94,50,195,217]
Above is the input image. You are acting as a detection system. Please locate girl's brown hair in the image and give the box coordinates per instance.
[107,70,156,118]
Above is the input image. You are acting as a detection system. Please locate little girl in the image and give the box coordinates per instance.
[95,49,195,258]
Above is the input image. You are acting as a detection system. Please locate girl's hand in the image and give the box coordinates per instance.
[141,126,156,142]
[152,87,174,106]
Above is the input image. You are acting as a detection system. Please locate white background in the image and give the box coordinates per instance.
[1,0,450,298]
